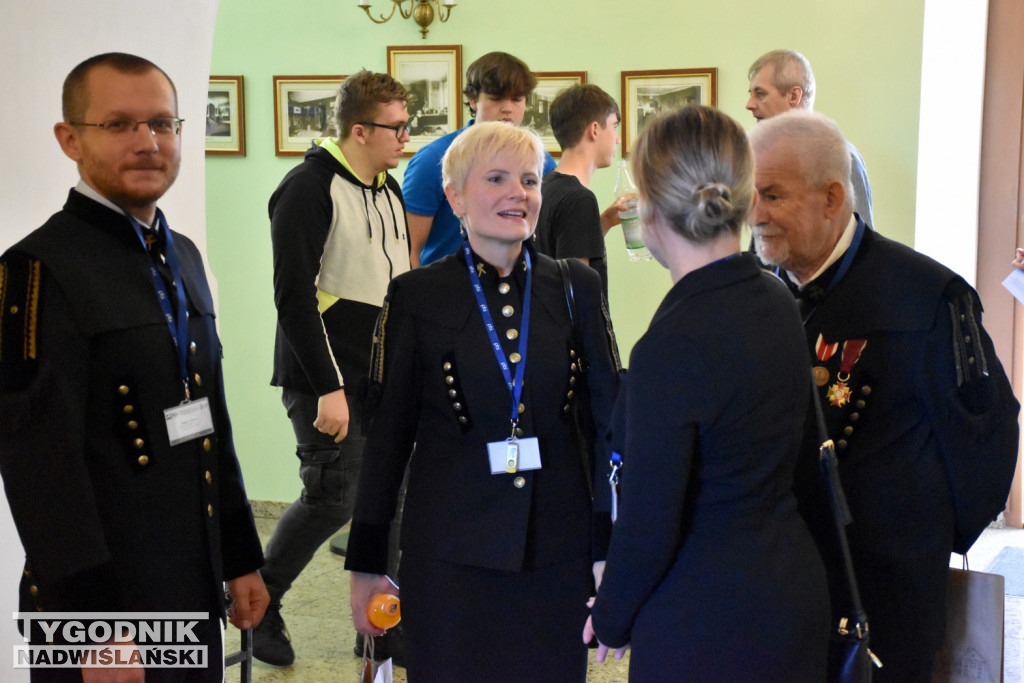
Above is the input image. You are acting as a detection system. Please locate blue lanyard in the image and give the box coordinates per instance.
[127,210,192,400]
[462,241,532,428]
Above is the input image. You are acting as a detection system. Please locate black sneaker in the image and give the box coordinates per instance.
[354,625,405,668]
[253,602,295,667]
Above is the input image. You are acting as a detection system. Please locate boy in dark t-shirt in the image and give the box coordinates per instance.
[533,84,624,301]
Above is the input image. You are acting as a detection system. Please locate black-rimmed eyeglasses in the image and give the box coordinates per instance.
[70,117,185,136]
[357,121,412,139]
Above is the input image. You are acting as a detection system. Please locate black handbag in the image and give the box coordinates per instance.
[557,259,595,498]
[810,372,881,682]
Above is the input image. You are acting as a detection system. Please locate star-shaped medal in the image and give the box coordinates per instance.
[827,381,852,407]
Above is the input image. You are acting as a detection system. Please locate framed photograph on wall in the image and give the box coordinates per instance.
[273,75,347,157]
[527,71,587,157]
[621,68,717,155]
[387,44,462,156]
[206,76,245,156]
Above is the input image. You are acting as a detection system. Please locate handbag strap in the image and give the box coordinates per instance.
[557,259,589,375]
[557,259,596,500]
[810,372,870,633]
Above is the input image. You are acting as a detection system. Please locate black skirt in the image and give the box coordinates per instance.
[398,552,591,682]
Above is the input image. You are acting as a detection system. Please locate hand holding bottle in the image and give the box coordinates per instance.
[367,593,401,630]
[613,161,651,262]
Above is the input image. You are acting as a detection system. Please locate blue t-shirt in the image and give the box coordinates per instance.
[404,120,557,265]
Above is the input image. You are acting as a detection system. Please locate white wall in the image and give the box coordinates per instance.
[914,0,989,283]
[0,2,218,678]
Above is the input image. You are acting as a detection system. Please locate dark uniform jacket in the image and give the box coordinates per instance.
[345,244,621,574]
[0,190,263,618]
[788,222,1019,675]
[591,255,829,682]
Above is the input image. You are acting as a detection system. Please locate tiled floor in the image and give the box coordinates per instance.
[229,506,1024,683]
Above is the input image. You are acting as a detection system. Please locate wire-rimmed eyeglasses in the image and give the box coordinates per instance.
[70,117,185,136]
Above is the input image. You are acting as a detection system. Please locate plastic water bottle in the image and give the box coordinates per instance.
[367,593,401,630]
[614,160,651,262]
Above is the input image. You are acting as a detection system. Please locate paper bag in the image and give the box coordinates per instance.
[931,568,1004,683]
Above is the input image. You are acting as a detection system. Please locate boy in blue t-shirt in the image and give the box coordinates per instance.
[404,51,556,267]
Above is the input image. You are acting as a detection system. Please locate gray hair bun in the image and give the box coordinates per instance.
[692,182,733,227]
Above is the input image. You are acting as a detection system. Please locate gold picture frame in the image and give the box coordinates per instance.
[273,75,347,157]
[528,71,587,157]
[621,68,717,156]
[206,76,245,156]
[387,44,462,156]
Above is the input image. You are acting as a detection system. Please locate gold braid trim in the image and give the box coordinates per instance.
[600,295,623,372]
[369,297,391,384]
[25,260,40,360]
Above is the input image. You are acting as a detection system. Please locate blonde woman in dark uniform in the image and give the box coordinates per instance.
[345,121,621,681]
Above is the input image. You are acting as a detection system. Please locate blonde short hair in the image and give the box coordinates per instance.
[442,121,545,193]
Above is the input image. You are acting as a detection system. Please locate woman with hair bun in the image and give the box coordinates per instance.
[584,105,829,681]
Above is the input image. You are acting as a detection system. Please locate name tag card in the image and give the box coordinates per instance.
[164,397,215,446]
[488,437,541,474]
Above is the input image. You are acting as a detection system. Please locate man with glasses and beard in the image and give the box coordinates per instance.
[0,52,268,682]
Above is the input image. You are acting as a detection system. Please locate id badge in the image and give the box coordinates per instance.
[164,397,215,446]
[488,437,541,474]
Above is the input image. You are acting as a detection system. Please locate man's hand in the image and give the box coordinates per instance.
[350,572,399,637]
[600,194,634,235]
[81,640,143,683]
[227,571,271,630]
[1013,247,1024,270]
[315,388,349,443]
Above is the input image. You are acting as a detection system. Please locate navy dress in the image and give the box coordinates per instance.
[591,254,829,682]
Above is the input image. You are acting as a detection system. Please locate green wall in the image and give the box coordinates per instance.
[207,0,926,502]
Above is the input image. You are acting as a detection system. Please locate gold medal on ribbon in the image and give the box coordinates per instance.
[827,381,852,407]
[813,365,830,387]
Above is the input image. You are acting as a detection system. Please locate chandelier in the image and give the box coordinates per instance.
[357,0,457,39]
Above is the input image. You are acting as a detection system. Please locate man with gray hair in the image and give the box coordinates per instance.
[750,109,1018,681]
[746,49,874,228]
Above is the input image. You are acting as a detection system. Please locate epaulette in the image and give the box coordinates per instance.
[946,284,988,386]
[0,254,41,391]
